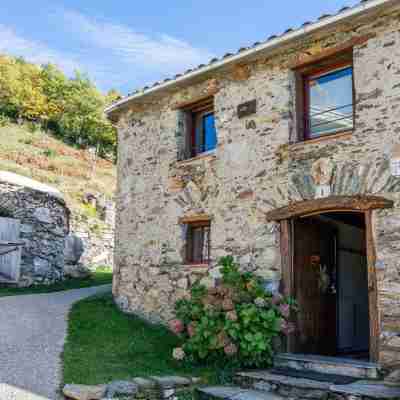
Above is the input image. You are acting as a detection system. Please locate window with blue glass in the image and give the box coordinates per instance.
[182,97,217,159]
[303,62,354,140]
[193,110,217,156]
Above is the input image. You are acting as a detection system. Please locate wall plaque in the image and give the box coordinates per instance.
[237,99,257,119]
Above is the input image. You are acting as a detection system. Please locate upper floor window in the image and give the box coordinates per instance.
[182,97,217,159]
[299,60,354,141]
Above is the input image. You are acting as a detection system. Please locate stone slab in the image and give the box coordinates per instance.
[274,353,380,379]
[150,375,192,388]
[330,382,400,399]
[198,386,284,400]
[237,371,332,390]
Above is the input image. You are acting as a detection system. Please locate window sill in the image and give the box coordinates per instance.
[183,263,210,269]
[176,150,216,166]
[290,130,353,148]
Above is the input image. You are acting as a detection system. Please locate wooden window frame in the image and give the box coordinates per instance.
[181,97,216,160]
[295,51,355,142]
[185,220,211,265]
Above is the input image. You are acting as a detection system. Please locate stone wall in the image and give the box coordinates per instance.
[70,200,115,268]
[0,176,69,285]
[113,8,400,369]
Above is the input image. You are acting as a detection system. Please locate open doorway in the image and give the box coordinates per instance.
[292,211,370,360]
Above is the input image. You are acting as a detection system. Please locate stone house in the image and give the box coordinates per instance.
[106,0,400,374]
[0,171,70,285]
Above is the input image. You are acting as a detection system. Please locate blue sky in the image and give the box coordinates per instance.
[0,0,360,94]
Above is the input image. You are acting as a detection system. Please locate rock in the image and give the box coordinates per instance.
[150,375,191,388]
[33,207,52,224]
[20,223,33,234]
[106,380,139,397]
[115,295,129,311]
[177,278,188,289]
[64,234,85,264]
[131,377,158,389]
[64,263,92,279]
[385,369,400,387]
[33,258,51,276]
[91,251,108,265]
[17,275,34,288]
[63,384,107,400]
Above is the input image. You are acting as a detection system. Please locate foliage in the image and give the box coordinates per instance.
[0,113,10,127]
[42,148,57,158]
[173,256,297,368]
[0,55,120,158]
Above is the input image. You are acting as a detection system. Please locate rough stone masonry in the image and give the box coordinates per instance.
[0,171,69,285]
[109,3,400,371]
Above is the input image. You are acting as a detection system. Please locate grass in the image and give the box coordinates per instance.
[0,267,112,297]
[0,123,116,215]
[62,293,218,386]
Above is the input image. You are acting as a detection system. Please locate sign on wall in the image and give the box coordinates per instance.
[237,99,257,119]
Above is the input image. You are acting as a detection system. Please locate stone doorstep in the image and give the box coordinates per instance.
[274,353,380,379]
[236,371,332,390]
[197,386,285,400]
[235,371,400,399]
[330,382,400,399]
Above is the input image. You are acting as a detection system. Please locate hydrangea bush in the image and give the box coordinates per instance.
[170,256,297,367]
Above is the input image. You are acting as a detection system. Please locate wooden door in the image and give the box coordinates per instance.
[293,218,337,356]
[0,217,22,282]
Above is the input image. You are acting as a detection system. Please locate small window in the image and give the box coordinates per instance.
[183,98,217,159]
[186,221,211,264]
[302,62,354,140]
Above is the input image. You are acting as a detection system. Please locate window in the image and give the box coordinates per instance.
[183,98,217,159]
[301,62,354,140]
[186,221,211,264]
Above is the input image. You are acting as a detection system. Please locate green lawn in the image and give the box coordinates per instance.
[0,268,112,297]
[62,293,217,386]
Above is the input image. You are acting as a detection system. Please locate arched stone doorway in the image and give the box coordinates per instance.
[266,195,393,363]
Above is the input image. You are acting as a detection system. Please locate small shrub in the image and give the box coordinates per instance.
[0,114,10,127]
[82,203,97,219]
[172,256,297,368]
[26,121,40,133]
[20,136,34,145]
[42,148,57,158]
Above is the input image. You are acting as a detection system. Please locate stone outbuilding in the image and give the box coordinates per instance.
[107,0,400,377]
[0,171,70,286]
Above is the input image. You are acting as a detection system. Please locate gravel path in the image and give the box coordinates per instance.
[0,285,112,400]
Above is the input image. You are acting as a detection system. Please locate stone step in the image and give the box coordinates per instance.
[235,370,400,399]
[197,386,285,400]
[274,353,380,379]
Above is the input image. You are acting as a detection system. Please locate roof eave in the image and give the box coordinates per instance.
[105,0,395,116]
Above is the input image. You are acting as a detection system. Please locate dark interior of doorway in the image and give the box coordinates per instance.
[293,211,370,361]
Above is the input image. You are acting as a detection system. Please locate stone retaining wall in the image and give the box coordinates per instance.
[0,179,69,285]
[70,200,115,268]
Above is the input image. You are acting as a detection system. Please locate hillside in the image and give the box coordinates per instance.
[0,121,116,215]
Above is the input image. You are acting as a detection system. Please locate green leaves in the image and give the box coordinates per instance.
[0,54,119,158]
[173,255,297,369]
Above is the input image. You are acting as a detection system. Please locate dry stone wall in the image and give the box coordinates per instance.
[0,179,69,285]
[114,9,400,369]
[70,200,115,269]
